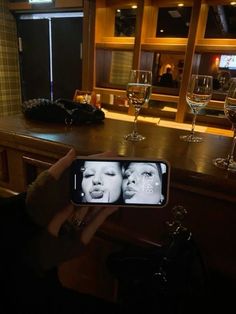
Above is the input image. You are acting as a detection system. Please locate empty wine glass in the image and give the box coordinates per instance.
[213,78,236,172]
[124,70,152,141]
[180,74,213,143]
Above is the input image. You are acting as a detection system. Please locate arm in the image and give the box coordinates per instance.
[25,148,118,271]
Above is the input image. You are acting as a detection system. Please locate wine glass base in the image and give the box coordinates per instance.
[179,134,203,143]
[213,158,236,172]
[124,133,145,142]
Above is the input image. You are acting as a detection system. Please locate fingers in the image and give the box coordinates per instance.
[49,148,76,180]
[53,205,118,245]
[47,203,74,236]
[45,149,118,238]
[73,206,89,221]
[26,149,75,227]
[80,206,119,245]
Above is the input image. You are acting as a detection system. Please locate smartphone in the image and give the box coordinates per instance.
[70,157,170,207]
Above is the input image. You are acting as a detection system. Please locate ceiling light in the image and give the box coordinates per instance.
[168,10,181,18]
[178,3,184,7]
[131,5,137,9]
[29,0,53,3]
[230,1,236,5]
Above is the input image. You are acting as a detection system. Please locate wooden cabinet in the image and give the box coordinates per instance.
[0,146,56,196]
[0,147,8,182]
[0,147,11,197]
[0,114,236,302]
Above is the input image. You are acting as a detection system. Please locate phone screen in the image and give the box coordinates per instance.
[70,157,170,207]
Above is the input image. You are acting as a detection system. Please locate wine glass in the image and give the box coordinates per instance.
[180,74,213,143]
[124,70,152,141]
[213,78,236,172]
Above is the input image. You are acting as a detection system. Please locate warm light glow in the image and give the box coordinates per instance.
[131,5,137,9]
[230,2,236,5]
[178,3,184,7]
[116,9,121,13]
[215,57,220,66]
[160,29,164,33]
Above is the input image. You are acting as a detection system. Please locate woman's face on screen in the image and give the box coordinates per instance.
[122,162,162,204]
[81,161,122,203]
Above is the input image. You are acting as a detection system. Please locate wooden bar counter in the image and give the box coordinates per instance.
[0,114,236,301]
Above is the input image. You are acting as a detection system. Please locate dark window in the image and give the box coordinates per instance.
[115,8,136,37]
[156,7,192,38]
[205,5,236,38]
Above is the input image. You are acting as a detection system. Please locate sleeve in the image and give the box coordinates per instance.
[1,192,85,273]
[26,169,71,227]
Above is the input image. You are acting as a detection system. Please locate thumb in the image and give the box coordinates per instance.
[49,148,76,180]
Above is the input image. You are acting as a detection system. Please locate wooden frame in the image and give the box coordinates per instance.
[94,0,236,128]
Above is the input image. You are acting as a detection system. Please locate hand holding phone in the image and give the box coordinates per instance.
[71,157,170,207]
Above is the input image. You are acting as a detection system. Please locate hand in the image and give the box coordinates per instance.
[47,149,118,244]
[26,148,118,245]
[50,205,118,245]
[26,148,76,226]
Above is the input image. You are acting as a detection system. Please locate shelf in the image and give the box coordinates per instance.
[141,43,186,52]
[196,39,236,53]
[96,42,134,50]
[142,38,187,52]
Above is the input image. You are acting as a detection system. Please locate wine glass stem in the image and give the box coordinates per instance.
[190,113,197,136]
[227,129,236,164]
[133,108,140,135]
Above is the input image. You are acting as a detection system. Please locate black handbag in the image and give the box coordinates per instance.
[107,206,208,314]
[22,98,105,125]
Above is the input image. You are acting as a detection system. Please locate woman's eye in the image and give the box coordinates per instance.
[123,171,131,179]
[83,171,94,178]
[105,171,116,176]
[142,171,152,177]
